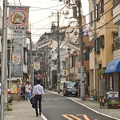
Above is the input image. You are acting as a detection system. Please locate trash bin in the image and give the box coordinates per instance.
[93,96,95,100]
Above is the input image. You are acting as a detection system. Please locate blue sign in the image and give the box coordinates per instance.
[81,66,84,82]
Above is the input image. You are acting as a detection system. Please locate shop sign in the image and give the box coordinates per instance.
[8,6,29,34]
[108,92,118,99]
[12,53,20,65]
[75,61,81,69]
[34,62,40,71]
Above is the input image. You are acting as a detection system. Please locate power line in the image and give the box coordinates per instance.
[32,15,52,25]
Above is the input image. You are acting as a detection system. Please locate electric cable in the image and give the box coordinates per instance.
[32,15,52,25]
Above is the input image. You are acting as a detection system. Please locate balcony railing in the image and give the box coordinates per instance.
[112,37,120,51]
[113,2,120,25]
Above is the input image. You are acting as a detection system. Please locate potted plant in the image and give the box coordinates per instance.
[107,99,112,109]
[115,100,119,109]
[111,103,115,108]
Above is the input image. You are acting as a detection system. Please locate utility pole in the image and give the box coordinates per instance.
[93,2,97,100]
[1,0,7,120]
[77,0,86,101]
[30,35,33,90]
[57,11,60,94]
[9,42,12,89]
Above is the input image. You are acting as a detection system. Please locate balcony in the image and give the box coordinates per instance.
[67,41,80,51]
[112,37,120,51]
[51,64,57,71]
[113,3,120,25]
[112,37,120,59]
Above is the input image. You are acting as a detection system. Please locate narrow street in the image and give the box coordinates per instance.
[42,91,116,120]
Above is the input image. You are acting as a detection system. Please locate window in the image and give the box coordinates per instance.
[94,4,100,20]
[95,39,99,54]
[7,49,10,61]
[95,35,104,54]
[71,56,74,67]
[62,62,66,69]
[100,35,104,48]
[99,0,104,13]
[90,12,93,26]
[113,0,120,7]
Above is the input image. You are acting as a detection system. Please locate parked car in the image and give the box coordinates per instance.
[63,81,78,97]
[0,83,12,103]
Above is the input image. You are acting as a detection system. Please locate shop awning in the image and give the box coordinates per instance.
[105,58,120,73]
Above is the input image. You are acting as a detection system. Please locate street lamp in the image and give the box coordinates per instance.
[73,51,77,81]
[67,48,71,81]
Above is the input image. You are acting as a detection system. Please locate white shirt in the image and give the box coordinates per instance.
[33,84,44,95]
[25,84,32,92]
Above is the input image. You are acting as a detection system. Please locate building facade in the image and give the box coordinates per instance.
[89,0,118,99]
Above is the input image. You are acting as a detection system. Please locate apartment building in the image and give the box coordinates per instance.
[89,0,118,99]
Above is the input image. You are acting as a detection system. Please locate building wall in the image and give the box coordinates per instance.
[89,52,95,69]
[89,0,95,42]
[96,0,117,68]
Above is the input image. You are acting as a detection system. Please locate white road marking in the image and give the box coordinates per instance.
[41,113,48,120]
[54,99,58,100]
[67,97,120,120]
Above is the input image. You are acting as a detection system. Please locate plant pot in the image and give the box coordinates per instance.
[111,104,115,108]
[115,104,119,109]
[108,104,112,109]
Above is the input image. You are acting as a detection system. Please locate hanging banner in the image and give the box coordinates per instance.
[34,62,40,71]
[8,6,29,33]
[12,53,20,65]
[75,61,81,69]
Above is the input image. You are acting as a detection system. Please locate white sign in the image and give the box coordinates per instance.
[34,62,40,71]
[108,92,118,99]
[12,53,20,65]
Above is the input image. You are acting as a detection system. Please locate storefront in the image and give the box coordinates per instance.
[105,58,120,101]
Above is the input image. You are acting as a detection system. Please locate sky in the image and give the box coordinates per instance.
[0,0,89,42]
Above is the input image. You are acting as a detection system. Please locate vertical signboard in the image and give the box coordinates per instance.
[81,66,85,82]
[34,62,40,71]
[75,61,81,69]
[12,53,20,65]
[8,6,29,33]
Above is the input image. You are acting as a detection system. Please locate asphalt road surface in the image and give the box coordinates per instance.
[42,91,116,120]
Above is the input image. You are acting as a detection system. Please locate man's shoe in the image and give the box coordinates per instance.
[39,113,41,115]
[36,114,38,117]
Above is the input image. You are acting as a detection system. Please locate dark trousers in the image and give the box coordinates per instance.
[35,95,42,115]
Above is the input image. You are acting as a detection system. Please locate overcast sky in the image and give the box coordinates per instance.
[1,0,89,42]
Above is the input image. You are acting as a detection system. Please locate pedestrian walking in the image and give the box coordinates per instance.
[20,83,25,101]
[99,97,105,108]
[32,79,44,117]
[25,81,32,101]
